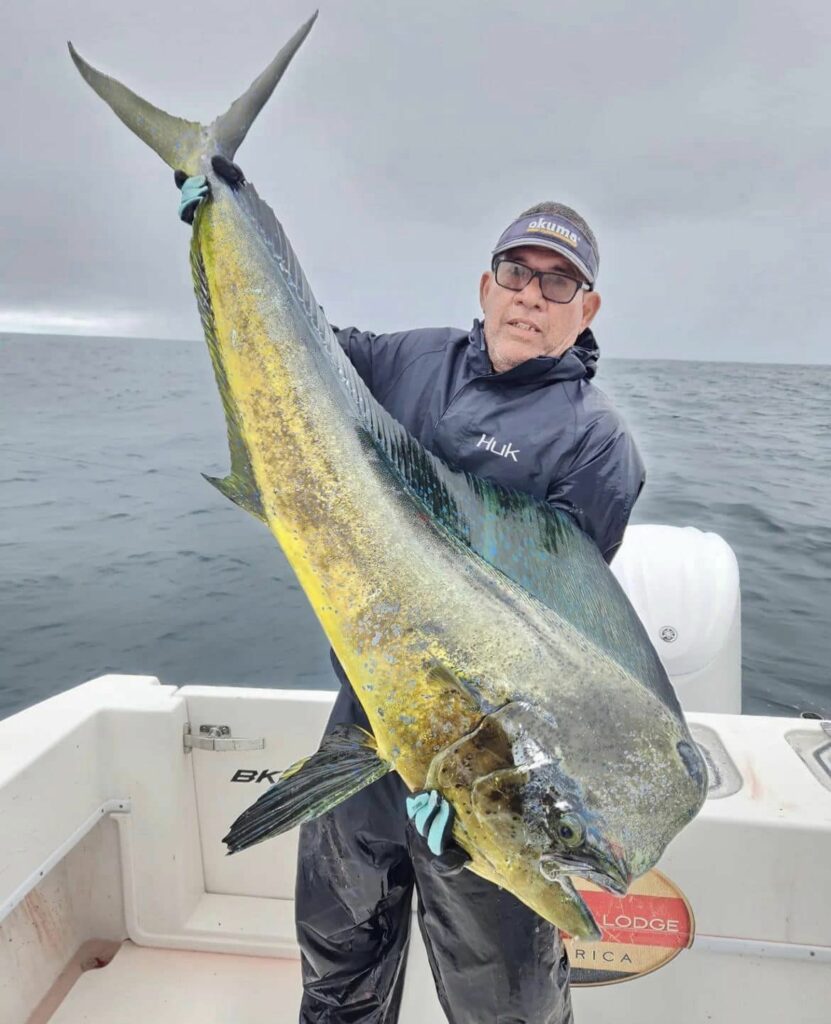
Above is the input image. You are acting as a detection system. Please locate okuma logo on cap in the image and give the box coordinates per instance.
[527,218,580,248]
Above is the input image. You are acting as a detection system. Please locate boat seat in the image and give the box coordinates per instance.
[612,524,742,713]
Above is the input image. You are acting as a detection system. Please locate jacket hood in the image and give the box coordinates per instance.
[469,320,600,382]
[572,328,599,379]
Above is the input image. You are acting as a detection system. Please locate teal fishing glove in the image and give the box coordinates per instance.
[406,790,470,875]
[175,173,210,224]
[407,790,450,854]
[175,158,245,224]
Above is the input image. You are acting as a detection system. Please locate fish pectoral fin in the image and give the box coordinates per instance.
[202,472,265,522]
[222,724,391,853]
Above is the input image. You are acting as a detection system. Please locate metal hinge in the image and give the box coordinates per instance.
[183,723,266,753]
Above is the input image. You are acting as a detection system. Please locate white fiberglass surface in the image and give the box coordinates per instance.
[49,943,302,1024]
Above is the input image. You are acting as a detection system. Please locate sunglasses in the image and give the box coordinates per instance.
[492,258,592,304]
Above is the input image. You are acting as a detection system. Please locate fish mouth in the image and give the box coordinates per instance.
[569,860,630,897]
[540,846,631,898]
[586,836,631,896]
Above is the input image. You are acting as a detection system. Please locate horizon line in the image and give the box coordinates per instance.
[2,325,829,371]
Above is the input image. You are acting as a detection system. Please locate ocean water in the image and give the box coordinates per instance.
[2,333,830,721]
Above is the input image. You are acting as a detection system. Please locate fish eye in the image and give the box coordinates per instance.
[677,739,707,790]
[556,813,585,849]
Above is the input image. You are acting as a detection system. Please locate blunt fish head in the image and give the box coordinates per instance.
[512,697,706,885]
[464,704,633,896]
[432,698,706,932]
[472,761,631,897]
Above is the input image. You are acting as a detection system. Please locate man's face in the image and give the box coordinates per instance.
[479,246,601,373]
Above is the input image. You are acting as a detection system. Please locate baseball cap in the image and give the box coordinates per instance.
[492,210,599,285]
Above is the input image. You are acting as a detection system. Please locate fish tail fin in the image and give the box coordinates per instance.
[222,724,392,854]
[209,12,318,162]
[68,12,318,176]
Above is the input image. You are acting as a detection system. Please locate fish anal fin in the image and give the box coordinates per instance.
[203,471,265,521]
[222,724,391,854]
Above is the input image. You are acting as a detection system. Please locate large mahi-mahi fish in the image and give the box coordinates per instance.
[69,14,707,939]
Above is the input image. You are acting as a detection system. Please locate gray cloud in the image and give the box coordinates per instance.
[2,0,830,362]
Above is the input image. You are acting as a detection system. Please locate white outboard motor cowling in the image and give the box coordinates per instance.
[611,525,741,714]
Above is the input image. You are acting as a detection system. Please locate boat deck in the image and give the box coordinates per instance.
[48,942,301,1024]
[38,933,831,1024]
[4,670,830,1024]
[41,937,451,1024]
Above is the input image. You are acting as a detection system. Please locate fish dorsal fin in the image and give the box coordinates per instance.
[232,183,676,708]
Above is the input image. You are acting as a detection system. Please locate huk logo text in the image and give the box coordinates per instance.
[477,434,520,462]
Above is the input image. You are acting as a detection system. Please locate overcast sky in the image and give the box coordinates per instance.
[3,0,830,363]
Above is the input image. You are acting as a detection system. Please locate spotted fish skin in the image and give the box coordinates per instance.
[69,16,706,940]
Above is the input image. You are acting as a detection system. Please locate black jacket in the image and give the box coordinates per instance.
[336,319,644,561]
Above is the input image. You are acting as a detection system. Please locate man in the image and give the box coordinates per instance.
[178,183,645,1023]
